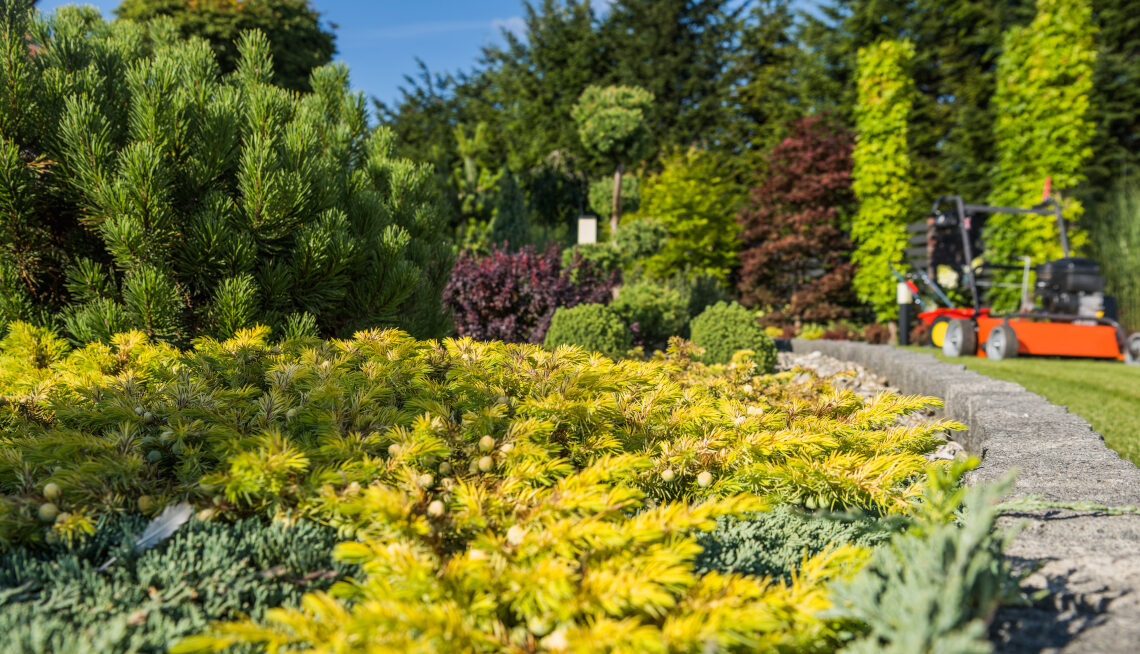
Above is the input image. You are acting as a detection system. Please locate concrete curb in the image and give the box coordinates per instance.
[787,339,1140,653]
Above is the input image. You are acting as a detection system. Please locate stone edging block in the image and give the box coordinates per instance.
[784,338,1140,651]
[785,339,1140,505]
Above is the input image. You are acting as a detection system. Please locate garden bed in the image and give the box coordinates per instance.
[0,325,1017,652]
[788,338,1140,653]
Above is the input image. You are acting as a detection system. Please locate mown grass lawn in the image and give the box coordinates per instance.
[904,346,1140,465]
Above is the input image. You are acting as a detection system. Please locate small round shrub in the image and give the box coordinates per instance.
[611,279,689,352]
[689,301,777,371]
[544,304,632,357]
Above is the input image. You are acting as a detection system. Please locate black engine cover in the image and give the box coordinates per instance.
[1035,257,1105,294]
[1034,257,1106,315]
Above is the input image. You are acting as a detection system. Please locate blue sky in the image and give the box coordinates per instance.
[37,0,544,107]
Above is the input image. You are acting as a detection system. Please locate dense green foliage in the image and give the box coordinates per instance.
[0,515,348,653]
[489,169,530,250]
[0,7,451,344]
[689,301,777,372]
[0,320,983,651]
[695,505,898,581]
[1089,181,1140,330]
[114,0,336,93]
[832,462,1021,653]
[611,279,689,352]
[372,0,1140,324]
[636,148,744,281]
[543,303,632,357]
[572,85,654,232]
[1087,0,1140,192]
[985,0,1097,308]
[613,217,668,262]
[799,0,1035,203]
[587,174,640,227]
[852,39,916,321]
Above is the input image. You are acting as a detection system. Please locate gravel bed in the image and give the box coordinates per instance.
[777,350,966,462]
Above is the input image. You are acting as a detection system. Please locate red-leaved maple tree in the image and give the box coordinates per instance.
[737,115,859,323]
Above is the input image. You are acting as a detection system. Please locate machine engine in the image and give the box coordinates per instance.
[1034,257,1106,317]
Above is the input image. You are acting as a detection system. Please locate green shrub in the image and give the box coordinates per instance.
[831,462,1022,653]
[588,174,640,227]
[1090,179,1140,330]
[613,216,667,262]
[0,514,348,653]
[696,505,900,582]
[114,0,337,93]
[636,147,744,281]
[0,322,975,652]
[543,303,631,357]
[985,0,1097,310]
[560,243,624,281]
[611,279,688,352]
[689,301,777,371]
[668,270,733,320]
[852,39,916,321]
[0,6,451,345]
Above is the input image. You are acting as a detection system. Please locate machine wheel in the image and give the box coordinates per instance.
[942,319,977,357]
[984,323,1019,361]
[1126,333,1140,366]
[929,316,952,348]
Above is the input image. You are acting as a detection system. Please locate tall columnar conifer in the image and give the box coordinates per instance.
[0,6,452,344]
[985,0,1097,309]
[851,39,916,321]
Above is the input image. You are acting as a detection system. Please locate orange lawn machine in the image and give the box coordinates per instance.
[906,193,1140,364]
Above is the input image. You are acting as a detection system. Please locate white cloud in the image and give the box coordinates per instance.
[490,16,527,40]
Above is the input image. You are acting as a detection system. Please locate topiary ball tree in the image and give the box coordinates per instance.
[544,304,632,358]
[689,301,776,372]
[572,85,654,235]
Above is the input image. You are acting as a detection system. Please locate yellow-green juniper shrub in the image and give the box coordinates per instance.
[0,321,990,652]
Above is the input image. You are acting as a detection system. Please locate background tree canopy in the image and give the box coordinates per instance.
[115,0,336,92]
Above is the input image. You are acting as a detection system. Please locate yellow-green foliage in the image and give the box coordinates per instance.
[0,322,962,650]
[985,0,1097,309]
[177,458,868,653]
[852,39,916,321]
[636,147,744,281]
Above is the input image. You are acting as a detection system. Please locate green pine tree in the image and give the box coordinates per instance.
[489,169,530,250]
[0,6,452,344]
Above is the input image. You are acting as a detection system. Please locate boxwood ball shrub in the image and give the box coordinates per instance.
[611,278,689,352]
[543,303,632,357]
[690,301,777,371]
